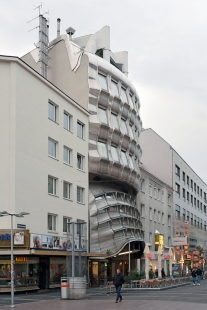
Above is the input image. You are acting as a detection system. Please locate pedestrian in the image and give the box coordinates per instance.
[197,267,202,285]
[191,269,197,285]
[113,268,125,303]
[161,268,166,279]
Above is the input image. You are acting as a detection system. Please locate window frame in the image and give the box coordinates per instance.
[48,138,57,159]
[77,153,84,171]
[77,121,84,139]
[63,217,71,233]
[77,186,84,204]
[48,213,57,231]
[48,176,57,196]
[63,146,71,166]
[63,181,71,200]
[48,102,57,122]
[64,111,72,132]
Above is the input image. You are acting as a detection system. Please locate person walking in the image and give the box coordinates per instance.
[191,269,197,285]
[197,267,202,285]
[113,268,125,303]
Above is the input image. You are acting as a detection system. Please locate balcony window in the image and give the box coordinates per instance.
[111,80,119,97]
[121,119,128,135]
[121,87,128,103]
[111,146,119,162]
[121,150,128,166]
[97,141,108,158]
[98,107,108,124]
[111,113,119,130]
[98,73,108,90]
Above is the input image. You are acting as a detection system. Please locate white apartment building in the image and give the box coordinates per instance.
[138,167,173,274]
[0,55,89,290]
[140,129,207,260]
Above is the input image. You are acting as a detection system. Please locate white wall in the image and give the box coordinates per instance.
[0,57,89,236]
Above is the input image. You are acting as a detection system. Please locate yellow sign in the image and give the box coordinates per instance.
[15,257,27,262]
[155,234,164,251]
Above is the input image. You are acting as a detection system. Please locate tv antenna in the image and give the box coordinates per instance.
[27,3,49,32]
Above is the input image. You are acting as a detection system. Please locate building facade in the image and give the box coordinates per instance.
[138,167,173,274]
[140,128,207,272]
[0,55,89,290]
[22,22,145,281]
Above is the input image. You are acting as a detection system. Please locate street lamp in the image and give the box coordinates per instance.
[0,211,29,308]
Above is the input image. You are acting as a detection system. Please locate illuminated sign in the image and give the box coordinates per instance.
[104,262,108,267]
[155,234,164,251]
[164,255,169,259]
[172,237,187,246]
[148,254,152,259]
[15,257,27,262]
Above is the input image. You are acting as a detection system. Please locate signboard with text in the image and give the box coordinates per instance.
[172,237,187,246]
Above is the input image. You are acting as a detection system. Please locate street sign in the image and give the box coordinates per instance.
[17,224,26,229]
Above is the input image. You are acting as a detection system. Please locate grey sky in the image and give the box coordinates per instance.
[1,0,207,181]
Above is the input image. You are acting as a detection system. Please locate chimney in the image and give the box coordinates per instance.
[66,26,76,41]
[57,18,61,37]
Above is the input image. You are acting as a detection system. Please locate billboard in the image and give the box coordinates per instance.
[172,237,187,246]
[14,231,24,245]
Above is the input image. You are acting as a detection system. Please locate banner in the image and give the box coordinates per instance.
[172,237,187,246]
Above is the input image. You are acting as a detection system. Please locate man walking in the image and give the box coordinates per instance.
[113,268,125,303]
[191,269,197,285]
[197,267,202,285]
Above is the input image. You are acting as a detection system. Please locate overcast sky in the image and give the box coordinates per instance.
[1,0,207,181]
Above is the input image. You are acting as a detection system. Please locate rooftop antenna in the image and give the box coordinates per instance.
[27,3,49,78]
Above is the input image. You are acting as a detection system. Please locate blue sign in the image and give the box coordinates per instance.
[0,234,11,241]
[17,224,26,229]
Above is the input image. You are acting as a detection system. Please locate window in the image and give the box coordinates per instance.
[197,186,199,195]
[48,102,57,122]
[129,94,134,108]
[191,179,193,190]
[149,184,152,197]
[200,219,203,230]
[183,188,185,200]
[200,189,203,198]
[111,146,119,162]
[154,210,156,222]
[98,107,108,124]
[63,217,71,233]
[162,213,164,224]
[175,165,180,177]
[182,172,185,182]
[140,179,145,191]
[141,204,145,217]
[64,112,71,131]
[194,197,196,207]
[168,194,171,205]
[48,214,57,231]
[204,205,206,213]
[191,213,193,225]
[48,176,57,195]
[98,73,108,90]
[187,176,189,186]
[200,202,203,211]
[129,155,134,169]
[154,187,157,199]
[97,141,108,158]
[168,237,171,246]
[149,208,152,220]
[187,211,189,221]
[204,192,207,202]
[158,188,160,200]
[194,215,197,227]
[111,113,119,129]
[121,119,128,135]
[204,221,207,231]
[77,219,84,235]
[77,154,84,170]
[121,150,128,166]
[77,187,84,203]
[149,232,152,243]
[63,146,71,165]
[168,215,171,226]
[194,182,196,193]
[129,124,134,139]
[77,121,84,139]
[48,138,56,158]
[175,205,180,219]
[182,209,186,222]
[121,87,128,103]
[197,200,199,209]
[175,183,180,197]
[187,191,189,202]
[158,211,160,222]
[63,181,71,199]
[191,195,193,206]
[111,80,119,96]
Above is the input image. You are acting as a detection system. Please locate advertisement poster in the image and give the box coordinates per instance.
[14,231,24,245]
[172,264,181,277]
[42,235,53,249]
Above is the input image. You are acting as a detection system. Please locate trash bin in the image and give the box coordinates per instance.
[68,277,86,299]
[61,277,69,300]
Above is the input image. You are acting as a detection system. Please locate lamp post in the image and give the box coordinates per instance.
[0,211,29,308]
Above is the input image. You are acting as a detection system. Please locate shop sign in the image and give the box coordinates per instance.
[0,234,11,241]
[172,237,187,246]
[164,255,169,259]
[187,254,192,259]
[17,224,26,229]
[104,262,107,267]
[147,254,152,259]
[154,234,164,251]
[15,257,27,262]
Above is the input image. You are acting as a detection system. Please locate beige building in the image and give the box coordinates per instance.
[140,128,207,272]
[0,55,89,290]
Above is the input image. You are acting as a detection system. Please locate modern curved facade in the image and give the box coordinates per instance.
[22,24,144,258]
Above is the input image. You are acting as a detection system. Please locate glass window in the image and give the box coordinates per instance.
[63,217,70,233]
[98,73,108,90]
[77,122,84,139]
[111,113,119,129]
[129,155,134,169]
[121,87,128,103]
[129,124,134,139]
[63,147,70,165]
[77,154,84,170]
[64,112,71,131]
[111,146,119,162]
[48,139,56,158]
[121,150,128,165]
[129,95,134,108]
[48,214,57,231]
[121,119,128,135]
[98,107,108,124]
[77,219,84,235]
[48,176,56,195]
[111,80,119,96]
[97,141,108,158]
[63,181,71,199]
[77,187,84,203]
[48,102,56,121]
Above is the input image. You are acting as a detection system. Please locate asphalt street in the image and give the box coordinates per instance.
[0,279,207,308]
